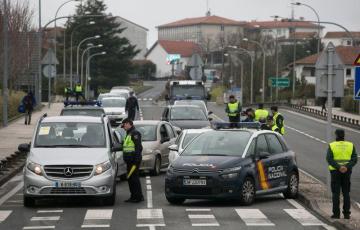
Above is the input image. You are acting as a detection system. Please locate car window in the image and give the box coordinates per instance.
[170,107,207,120]
[246,140,256,157]
[35,122,106,147]
[175,132,183,145]
[165,124,175,138]
[160,124,169,139]
[182,133,200,148]
[135,124,157,141]
[102,98,126,107]
[162,108,169,119]
[256,135,269,154]
[266,134,284,155]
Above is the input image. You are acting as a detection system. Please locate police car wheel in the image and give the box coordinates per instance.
[24,196,36,207]
[283,171,299,199]
[151,156,161,176]
[166,196,185,205]
[239,177,255,205]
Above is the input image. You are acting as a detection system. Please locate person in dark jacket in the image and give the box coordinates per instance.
[121,118,144,203]
[242,108,255,122]
[22,91,36,125]
[326,129,357,219]
[225,95,241,125]
[125,91,139,121]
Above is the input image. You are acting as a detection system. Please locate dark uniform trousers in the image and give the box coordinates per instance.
[128,109,136,121]
[331,170,352,215]
[126,161,143,200]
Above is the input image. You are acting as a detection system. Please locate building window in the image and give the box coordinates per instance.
[346,68,352,77]
[346,40,351,46]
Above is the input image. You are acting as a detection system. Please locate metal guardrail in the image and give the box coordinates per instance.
[0,151,27,186]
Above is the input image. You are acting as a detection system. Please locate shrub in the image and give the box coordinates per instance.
[0,91,26,123]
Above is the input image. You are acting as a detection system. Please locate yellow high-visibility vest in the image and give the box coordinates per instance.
[75,85,82,93]
[328,141,353,171]
[227,102,239,117]
[123,135,135,154]
[273,112,285,135]
[255,109,269,121]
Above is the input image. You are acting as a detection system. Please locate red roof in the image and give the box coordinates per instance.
[158,15,242,28]
[146,40,201,57]
[324,31,360,39]
[246,20,319,29]
[295,46,360,65]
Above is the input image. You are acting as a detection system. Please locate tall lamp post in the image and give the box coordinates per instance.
[76,35,100,82]
[85,51,106,99]
[2,0,9,126]
[80,44,103,87]
[243,38,266,103]
[292,2,321,54]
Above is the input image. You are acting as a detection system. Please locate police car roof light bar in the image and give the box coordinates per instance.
[64,100,102,107]
[212,122,261,130]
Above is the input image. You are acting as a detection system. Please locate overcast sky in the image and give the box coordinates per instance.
[29,0,359,47]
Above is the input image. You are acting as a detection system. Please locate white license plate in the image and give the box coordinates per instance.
[54,181,81,188]
[183,179,206,186]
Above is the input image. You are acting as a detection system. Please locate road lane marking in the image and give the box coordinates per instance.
[81,209,113,228]
[31,216,61,221]
[146,176,150,179]
[147,185,152,190]
[23,226,55,230]
[235,209,274,226]
[5,200,22,203]
[284,209,324,226]
[0,182,23,206]
[186,209,211,212]
[286,199,305,209]
[298,169,324,185]
[37,210,63,213]
[0,210,12,223]
[147,190,153,208]
[188,214,216,219]
[187,209,219,227]
[136,209,165,227]
[286,126,327,144]
[146,179,151,185]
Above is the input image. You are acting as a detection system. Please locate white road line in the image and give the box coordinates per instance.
[286,125,327,144]
[235,209,275,226]
[0,182,23,206]
[146,176,150,179]
[147,190,153,208]
[6,200,22,203]
[191,223,220,227]
[83,209,113,220]
[146,185,152,190]
[286,199,305,209]
[137,209,163,219]
[0,210,12,223]
[9,175,23,182]
[149,98,153,101]
[323,225,337,230]
[188,214,215,219]
[284,209,324,226]
[186,208,211,212]
[23,226,55,230]
[299,168,325,185]
[37,210,63,213]
[187,210,219,227]
[31,216,61,221]
[81,224,110,228]
[146,179,151,185]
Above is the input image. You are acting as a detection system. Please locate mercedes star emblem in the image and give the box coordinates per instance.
[64,167,73,177]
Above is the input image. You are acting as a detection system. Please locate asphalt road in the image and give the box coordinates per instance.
[0,85,340,230]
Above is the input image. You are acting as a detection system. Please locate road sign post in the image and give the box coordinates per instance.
[355,67,360,100]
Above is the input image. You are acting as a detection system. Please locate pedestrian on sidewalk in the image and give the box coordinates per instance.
[22,91,36,125]
[326,129,357,219]
[125,91,139,121]
[321,97,327,113]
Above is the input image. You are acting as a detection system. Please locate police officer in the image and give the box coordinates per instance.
[261,115,280,133]
[326,129,357,219]
[125,91,139,121]
[242,108,255,122]
[255,103,269,122]
[225,95,241,125]
[271,106,285,135]
[64,86,72,101]
[74,82,84,102]
[121,118,144,203]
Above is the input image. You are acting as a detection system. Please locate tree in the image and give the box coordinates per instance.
[64,0,139,93]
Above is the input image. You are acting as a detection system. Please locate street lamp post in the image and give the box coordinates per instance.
[243,38,266,103]
[80,44,103,87]
[76,35,100,82]
[85,51,106,99]
[70,21,95,88]
[2,0,9,126]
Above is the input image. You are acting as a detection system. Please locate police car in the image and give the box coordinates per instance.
[165,122,299,205]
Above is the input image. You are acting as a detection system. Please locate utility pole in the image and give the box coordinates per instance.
[37,0,42,105]
[2,0,9,126]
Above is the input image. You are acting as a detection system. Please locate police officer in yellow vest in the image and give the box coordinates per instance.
[121,118,144,203]
[74,82,84,102]
[271,106,285,135]
[225,95,241,125]
[64,86,72,101]
[255,103,269,122]
[326,129,357,219]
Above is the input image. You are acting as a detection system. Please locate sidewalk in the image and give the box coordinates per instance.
[305,106,360,120]
[0,103,63,161]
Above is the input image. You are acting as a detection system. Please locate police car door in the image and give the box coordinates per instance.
[255,134,278,190]
[264,133,288,188]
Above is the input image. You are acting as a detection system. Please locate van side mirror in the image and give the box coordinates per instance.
[168,144,179,151]
[208,111,213,115]
[161,137,171,144]
[18,143,30,153]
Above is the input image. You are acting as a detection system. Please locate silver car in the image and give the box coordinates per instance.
[102,97,127,123]
[18,115,121,207]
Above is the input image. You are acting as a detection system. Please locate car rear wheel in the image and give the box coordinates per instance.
[24,196,36,207]
[283,171,299,199]
[239,177,255,205]
[151,156,161,176]
[166,196,185,205]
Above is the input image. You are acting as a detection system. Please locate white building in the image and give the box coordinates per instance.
[323,31,360,47]
[145,40,201,78]
[291,46,360,86]
[115,16,148,60]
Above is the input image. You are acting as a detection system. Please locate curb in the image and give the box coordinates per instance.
[0,151,26,187]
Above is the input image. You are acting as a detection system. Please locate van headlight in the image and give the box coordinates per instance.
[95,161,112,175]
[27,162,42,176]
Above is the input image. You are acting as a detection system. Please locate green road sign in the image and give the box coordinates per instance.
[269,77,290,88]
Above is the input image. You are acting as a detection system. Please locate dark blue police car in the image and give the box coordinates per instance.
[165,123,299,205]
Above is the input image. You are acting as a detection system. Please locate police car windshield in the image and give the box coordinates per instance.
[171,85,204,97]
[102,98,126,107]
[61,109,104,117]
[182,131,251,156]
[135,124,157,141]
[170,107,207,120]
[182,133,200,148]
[35,122,106,148]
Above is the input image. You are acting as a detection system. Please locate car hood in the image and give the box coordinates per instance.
[103,107,126,114]
[172,155,244,171]
[169,120,211,129]
[29,148,109,165]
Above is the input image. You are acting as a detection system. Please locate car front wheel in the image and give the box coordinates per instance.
[239,177,255,205]
[283,171,299,199]
[151,156,161,176]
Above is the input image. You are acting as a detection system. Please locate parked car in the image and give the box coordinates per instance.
[115,120,178,175]
[102,97,127,123]
[18,115,123,207]
[174,100,212,117]
[98,93,126,101]
[161,105,212,130]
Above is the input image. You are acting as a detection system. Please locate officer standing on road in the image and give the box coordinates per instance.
[74,82,84,102]
[271,106,285,135]
[255,103,269,122]
[64,86,72,101]
[327,129,357,219]
[126,91,139,121]
[261,115,280,133]
[121,118,144,203]
[225,95,241,125]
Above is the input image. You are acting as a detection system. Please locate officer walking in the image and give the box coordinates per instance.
[270,106,285,135]
[225,95,241,124]
[125,91,139,121]
[121,118,144,203]
[255,103,269,122]
[326,129,357,219]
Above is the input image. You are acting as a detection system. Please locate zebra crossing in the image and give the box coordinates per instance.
[0,206,330,229]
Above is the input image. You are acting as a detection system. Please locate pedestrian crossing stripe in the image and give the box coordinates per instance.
[0,211,12,223]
